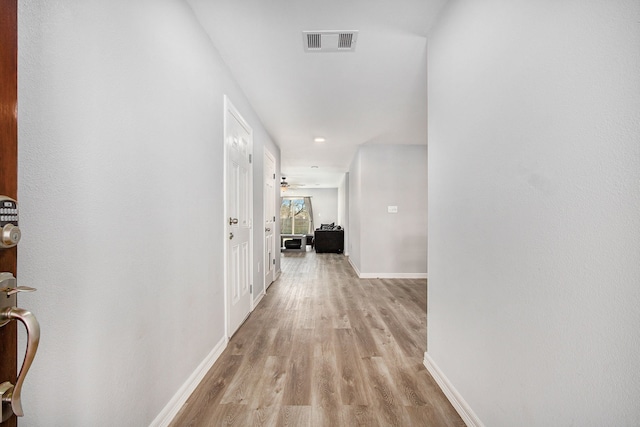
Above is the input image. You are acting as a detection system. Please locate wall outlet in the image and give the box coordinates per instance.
[388,206,398,213]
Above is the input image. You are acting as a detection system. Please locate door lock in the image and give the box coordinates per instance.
[229,232,234,240]
[0,196,20,249]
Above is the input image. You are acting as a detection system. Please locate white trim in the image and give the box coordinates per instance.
[222,95,230,339]
[150,337,228,427]
[348,256,361,277]
[358,272,427,279]
[263,148,277,292]
[253,289,266,306]
[347,258,427,279]
[423,352,484,427]
[267,271,278,290]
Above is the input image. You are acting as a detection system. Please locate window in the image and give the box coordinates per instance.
[280,197,313,234]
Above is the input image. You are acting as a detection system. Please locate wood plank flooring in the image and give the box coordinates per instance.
[170,251,464,426]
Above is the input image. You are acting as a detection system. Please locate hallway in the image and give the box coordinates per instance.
[171,252,463,426]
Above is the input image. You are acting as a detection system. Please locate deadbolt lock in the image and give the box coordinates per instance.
[1,224,21,248]
[0,196,20,249]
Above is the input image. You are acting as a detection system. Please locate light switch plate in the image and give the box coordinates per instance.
[388,206,398,213]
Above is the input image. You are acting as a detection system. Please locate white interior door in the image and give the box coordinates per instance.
[264,150,276,288]
[225,97,252,337]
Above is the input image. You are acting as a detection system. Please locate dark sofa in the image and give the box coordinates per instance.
[314,225,344,253]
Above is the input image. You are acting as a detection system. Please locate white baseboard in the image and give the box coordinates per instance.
[423,352,484,427]
[253,290,266,307]
[347,258,427,279]
[150,337,228,427]
[266,270,280,291]
[359,272,428,279]
[348,257,361,277]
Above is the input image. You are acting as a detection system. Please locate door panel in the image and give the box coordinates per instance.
[225,98,252,337]
[240,162,249,226]
[0,1,18,425]
[230,245,239,302]
[240,241,249,298]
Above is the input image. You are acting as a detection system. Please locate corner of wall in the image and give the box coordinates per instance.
[423,352,484,427]
[151,337,228,427]
[348,256,361,278]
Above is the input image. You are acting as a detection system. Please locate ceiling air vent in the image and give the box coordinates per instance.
[303,30,358,53]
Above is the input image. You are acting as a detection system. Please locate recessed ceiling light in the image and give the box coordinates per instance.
[314,137,326,143]
[311,166,319,168]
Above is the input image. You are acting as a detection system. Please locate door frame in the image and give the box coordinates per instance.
[222,95,254,339]
[263,148,276,290]
[0,0,18,425]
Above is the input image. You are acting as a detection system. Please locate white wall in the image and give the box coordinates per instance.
[337,173,349,255]
[427,1,640,426]
[348,154,362,269]
[349,145,427,278]
[17,0,279,425]
[283,188,339,229]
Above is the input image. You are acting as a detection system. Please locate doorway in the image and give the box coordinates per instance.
[224,96,253,338]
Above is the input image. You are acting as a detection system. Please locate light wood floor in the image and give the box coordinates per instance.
[170,251,464,426]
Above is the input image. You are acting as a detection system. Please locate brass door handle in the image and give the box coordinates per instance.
[229,217,239,225]
[0,307,40,420]
[265,228,271,232]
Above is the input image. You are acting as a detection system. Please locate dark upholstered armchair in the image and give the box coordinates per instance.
[314,229,344,253]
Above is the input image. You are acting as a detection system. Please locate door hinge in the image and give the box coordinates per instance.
[250,285,253,293]
[273,173,276,179]
[249,154,252,164]
[273,259,275,265]
[273,216,276,221]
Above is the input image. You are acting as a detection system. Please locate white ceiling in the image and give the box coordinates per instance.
[187,0,447,188]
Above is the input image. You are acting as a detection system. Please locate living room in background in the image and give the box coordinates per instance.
[280,197,313,234]
[280,197,314,251]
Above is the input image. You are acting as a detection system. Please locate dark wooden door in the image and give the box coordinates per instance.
[0,0,18,425]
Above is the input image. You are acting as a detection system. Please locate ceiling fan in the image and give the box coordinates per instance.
[280,177,302,191]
